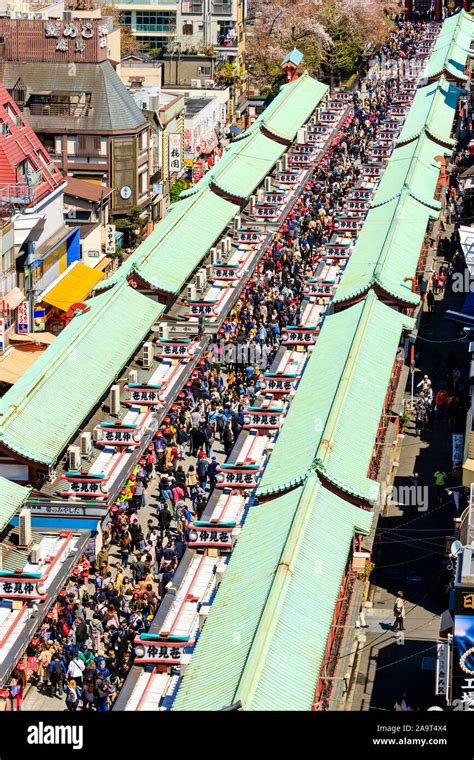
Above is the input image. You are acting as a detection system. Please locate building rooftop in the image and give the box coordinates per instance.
[185,97,214,116]
[0,61,148,133]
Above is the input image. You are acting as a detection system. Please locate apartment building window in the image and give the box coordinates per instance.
[136,36,167,51]
[67,136,77,155]
[183,22,193,35]
[122,11,132,26]
[197,66,212,76]
[135,11,175,32]
[140,131,148,152]
[139,168,148,195]
[0,121,10,137]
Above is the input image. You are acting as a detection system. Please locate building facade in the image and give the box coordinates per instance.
[0,16,154,223]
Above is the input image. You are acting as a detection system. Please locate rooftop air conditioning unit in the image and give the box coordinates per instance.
[187,283,197,300]
[67,445,81,472]
[92,427,101,443]
[210,246,219,264]
[196,269,207,292]
[223,236,232,254]
[18,508,32,549]
[282,154,289,171]
[296,127,305,144]
[191,79,202,88]
[158,322,170,340]
[205,79,215,88]
[142,342,154,369]
[80,432,92,456]
[233,214,241,231]
[276,159,283,172]
[30,544,41,564]
[249,194,256,213]
[128,369,138,384]
[215,559,227,587]
[257,188,264,203]
[265,176,272,192]
[109,384,120,414]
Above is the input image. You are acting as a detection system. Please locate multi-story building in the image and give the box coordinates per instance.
[131,86,185,217]
[176,0,246,69]
[0,82,83,351]
[96,0,246,68]
[0,16,155,224]
[96,0,177,52]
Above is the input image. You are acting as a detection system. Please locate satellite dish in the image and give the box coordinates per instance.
[451,540,463,556]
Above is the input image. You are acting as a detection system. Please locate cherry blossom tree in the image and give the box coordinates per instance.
[246,0,396,93]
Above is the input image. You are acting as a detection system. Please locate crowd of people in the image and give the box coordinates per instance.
[2,20,439,712]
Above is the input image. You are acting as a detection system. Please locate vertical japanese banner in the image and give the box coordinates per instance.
[17,300,30,334]
[168,133,182,175]
[104,224,116,255]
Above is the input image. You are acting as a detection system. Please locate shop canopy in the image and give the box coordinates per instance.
[173,473,372,712]
[257,292,414,503]
[41,261,105,312]
[0,477,31,533]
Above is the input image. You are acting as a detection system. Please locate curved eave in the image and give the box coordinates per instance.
[314,461,379,505]
[0,436,52,467]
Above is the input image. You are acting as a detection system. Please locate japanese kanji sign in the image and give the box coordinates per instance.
[133,639,188,665]
[187,526,233,549]
[0,579,45,600]
[168,133,182,174]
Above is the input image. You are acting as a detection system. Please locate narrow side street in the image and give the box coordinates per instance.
[351,227,468,711]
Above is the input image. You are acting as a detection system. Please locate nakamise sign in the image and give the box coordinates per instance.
[0,578,46,600]
[133,639,190,665]
[187,526,233,549]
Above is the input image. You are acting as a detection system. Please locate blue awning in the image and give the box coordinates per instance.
[229,125,243,135]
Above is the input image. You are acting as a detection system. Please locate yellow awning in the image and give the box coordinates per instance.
[41,263,104,312]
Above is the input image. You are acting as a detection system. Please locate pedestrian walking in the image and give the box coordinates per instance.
[391,591,406,632]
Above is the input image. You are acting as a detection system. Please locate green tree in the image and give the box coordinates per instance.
[170,178,189,203]
[101,5,147,56]
[115,205,143,248]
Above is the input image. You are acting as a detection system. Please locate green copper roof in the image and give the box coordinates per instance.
[250,70,328,141]
[434,9,474,49]
[424,35,471,82]
[0,478,31,532]
[0,284,164,466]
[334,132,444,307]
[333,190,437,307]
[397,77,462,147]
[96,190,238,295]
[211,129,286,199]
[173,473,372,711]
[180,72,328,199]
[257,293,414,502]
[93,201,192,292]
[132,188,239,293]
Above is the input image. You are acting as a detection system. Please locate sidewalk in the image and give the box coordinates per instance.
[350,234,468,711]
